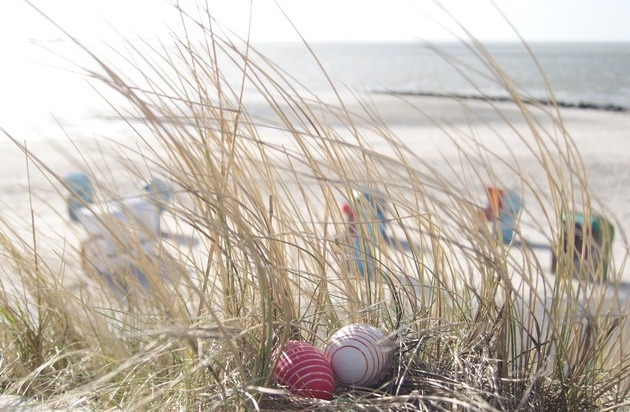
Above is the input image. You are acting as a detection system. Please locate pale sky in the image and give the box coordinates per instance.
[3,0,630,44]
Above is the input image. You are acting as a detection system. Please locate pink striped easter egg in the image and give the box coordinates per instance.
[325,324,393,387]
[273,340,335,400]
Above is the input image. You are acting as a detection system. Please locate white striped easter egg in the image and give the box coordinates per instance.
[325,324,393,387]
[273,340,335,400]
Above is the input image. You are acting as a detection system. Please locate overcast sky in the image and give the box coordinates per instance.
[3,0,630,44]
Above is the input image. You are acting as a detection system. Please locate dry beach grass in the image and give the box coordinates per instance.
[1,3,630,411]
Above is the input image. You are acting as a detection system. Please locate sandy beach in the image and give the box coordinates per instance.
[1,93,628,298]
[0,80,629,412]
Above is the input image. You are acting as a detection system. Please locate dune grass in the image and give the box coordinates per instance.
[0,3,629,411]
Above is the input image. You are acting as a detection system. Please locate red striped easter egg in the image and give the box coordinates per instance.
[324,324,393,387]
[273,340,335,400]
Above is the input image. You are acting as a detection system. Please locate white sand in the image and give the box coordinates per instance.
[1,93,629,300]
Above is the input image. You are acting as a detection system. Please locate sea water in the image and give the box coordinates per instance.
[256,42,630,109]
[2,40,629,140]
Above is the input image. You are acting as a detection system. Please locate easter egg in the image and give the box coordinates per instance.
[273,340,335,400]
[325,324,393,387]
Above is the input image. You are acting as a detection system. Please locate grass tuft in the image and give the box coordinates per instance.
[0,2,628,411]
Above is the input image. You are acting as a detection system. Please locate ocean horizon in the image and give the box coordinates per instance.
[2,40,629,141]
[257,41,630,109]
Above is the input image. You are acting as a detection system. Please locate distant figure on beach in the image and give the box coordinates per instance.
[351,189,390,241]
[65,173,173,298]
[334,189,390,278]
[551,211,614,279]
[482,186,522,244]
